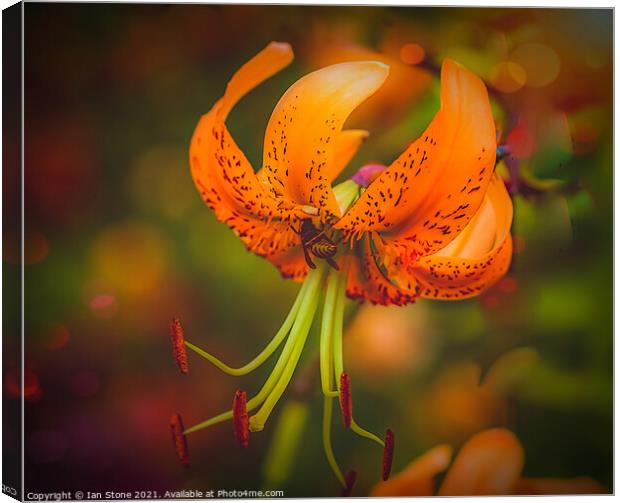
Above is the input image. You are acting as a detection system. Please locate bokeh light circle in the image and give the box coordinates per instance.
[45,323,71,350]
[399,43,425,65]
[511,42,561,88]
[490,61,527,93]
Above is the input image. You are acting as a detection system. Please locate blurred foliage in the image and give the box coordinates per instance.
[17,4,611,496]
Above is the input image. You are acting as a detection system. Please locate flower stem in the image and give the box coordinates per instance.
[262,399,309,489]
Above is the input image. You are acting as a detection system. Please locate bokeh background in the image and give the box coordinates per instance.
[12,4,612,496]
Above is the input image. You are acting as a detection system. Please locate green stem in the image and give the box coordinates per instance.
[262,399,309,489]
[184,280,308,376]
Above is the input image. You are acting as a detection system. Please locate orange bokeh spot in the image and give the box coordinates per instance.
[45,323,70,350]
[506,120,536,159]
[490,61,526,94]
[3,231,49,265]
[5,368,42,401]
[482,295,501,309]
[499,277,518,294]
[89,222,169,298]
[512,235,526,254]
[511,42,560,88]
[89,293,118,318]
[399,43,425,65]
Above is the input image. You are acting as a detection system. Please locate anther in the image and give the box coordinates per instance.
[340,470,357,497]
[170,318,188,374]
[233,390,250,448]
[382,428,395,481]
[169,413,189,466]
[339,372,352,428]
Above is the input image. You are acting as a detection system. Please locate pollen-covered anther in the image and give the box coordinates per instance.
[170,318,188,374]
[233,390,250,448]
[339,372,352,428]
[382,428,395,481]
[400,250,420,269]
[340,470,357,497]
[169,413,189,467]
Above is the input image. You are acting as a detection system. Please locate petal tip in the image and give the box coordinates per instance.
[267,41,294,57]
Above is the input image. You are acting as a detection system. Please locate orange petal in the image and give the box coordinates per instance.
[345,235,419,306]
[308,43,432,127]
[370,444,453,496]
[266,242,308,282]
[516,477,607,495]
[438,428,524,496]
[190,43,300,258]
[337,59,496,256]
[220,42,294,118]
[261,61,389,217]
[408,174,513,300]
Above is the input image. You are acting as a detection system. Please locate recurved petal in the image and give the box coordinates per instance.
[370,444,453,496]
[261,61,389,218]
[266,242,309,282]
[220,42,294,118]
[412,174,512,299]
[345,235,419,306]
[438,428,524,496]
[337,59,496,256]
[407,174,513,300]
[190,43,301,258]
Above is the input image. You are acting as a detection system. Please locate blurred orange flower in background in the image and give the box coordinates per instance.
[412,348,538,444]
[371,428,606,496]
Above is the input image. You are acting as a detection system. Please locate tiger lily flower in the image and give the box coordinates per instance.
[175,41,512,491]
[371,428,606,496]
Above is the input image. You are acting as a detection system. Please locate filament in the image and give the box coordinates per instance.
[322,395,346,488]
[184,278,310,376]
[249,265,325,431]
[331,266,385,448]
[319,271,341,398]
[184,266,325,435]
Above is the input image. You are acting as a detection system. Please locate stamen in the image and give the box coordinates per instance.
[170,318,189,374]
[382,428,395,481]
[340,470,357,497]
[249,266,325,432]
[233,390,249,448]
[183,271,322,436]
[169,413,189,466]
[182,277,307,377]
[339,372,352,428]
